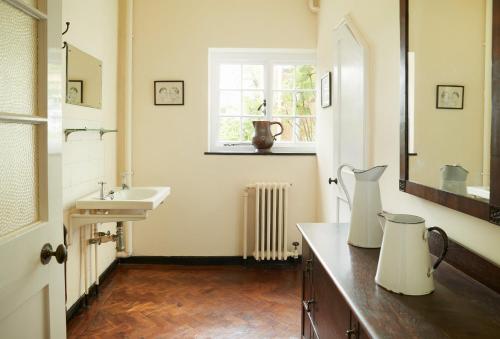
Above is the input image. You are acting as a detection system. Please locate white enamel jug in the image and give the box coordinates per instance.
[375,213,449,296]
[440,164,468,195]
[337,164,388,248]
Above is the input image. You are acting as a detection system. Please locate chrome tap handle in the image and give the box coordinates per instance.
[98,181,106,200]
[121,172,130,190]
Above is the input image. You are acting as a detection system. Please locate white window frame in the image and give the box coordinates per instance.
[208,48,317,153]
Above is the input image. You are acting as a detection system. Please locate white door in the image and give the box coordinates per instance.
[0,0,65,338]
[332,17,369,223]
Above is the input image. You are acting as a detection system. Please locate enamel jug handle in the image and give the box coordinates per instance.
[337,164,354,210]
[270,122,284,139]
[427,226,449,272]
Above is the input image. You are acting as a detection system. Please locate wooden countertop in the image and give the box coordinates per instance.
[297,223,500,339]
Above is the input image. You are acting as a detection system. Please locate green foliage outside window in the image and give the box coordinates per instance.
[218,64,316,143]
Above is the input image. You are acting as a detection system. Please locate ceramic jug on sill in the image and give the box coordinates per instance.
[376,212,448,296]
[251,120,283,153]
[337,164,388,248]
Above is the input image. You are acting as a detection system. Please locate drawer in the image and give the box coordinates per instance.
[312,255,351,338]
[302,239,314,302]
[302,239,315,339]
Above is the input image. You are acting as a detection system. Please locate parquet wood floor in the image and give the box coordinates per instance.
[67,264,301,339]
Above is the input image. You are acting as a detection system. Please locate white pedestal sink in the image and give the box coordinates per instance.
[68,186,170,245]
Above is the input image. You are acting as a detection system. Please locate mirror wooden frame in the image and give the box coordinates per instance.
[400,0,500,225]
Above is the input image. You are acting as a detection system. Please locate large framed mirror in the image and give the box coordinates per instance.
[400,0,500,224]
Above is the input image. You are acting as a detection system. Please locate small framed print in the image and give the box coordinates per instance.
[154,80,184,105]
[321,72,331,108]
[436,85,464,109]
[68,80,83,105]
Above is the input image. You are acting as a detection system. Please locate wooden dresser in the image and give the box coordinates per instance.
[297,223,500,339]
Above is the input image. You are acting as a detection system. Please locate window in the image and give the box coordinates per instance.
[209,49,317,153]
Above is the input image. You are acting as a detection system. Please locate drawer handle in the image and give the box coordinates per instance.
[305,303,321,339]
[302,299,315,312]
[305,258,313,272]
[346,329,357,337]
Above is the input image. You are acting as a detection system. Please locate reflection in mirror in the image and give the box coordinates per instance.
[408,0,491,202]
[66,44,102,108]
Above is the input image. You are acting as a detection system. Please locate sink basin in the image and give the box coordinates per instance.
[467,186,490,200]
[68,186,171,246]
[76,186,171,210]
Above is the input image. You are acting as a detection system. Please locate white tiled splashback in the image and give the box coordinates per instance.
[62,117,106,210]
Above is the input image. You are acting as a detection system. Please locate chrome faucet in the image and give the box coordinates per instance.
[98,181,106,200]
[121,173,129,190]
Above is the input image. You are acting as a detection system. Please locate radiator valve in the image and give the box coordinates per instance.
[292,241,300,259]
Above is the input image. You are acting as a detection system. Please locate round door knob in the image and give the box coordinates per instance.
[40,243,67,265]
[328,177,338,185]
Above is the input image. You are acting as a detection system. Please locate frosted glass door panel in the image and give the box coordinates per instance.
[0,1,39,116]
[0,123,39,236]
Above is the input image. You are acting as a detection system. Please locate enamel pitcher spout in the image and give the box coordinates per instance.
[337,164,388,248]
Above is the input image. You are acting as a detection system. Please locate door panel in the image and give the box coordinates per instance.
[0,0,65,337]
[332,18,369,223]
[1,287,49,338]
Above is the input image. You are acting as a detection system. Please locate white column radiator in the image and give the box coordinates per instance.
[243,183,291,261]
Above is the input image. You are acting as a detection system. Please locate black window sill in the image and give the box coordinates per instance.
[204,151,316,156]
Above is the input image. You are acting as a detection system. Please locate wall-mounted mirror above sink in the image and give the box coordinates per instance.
[66,44,102,108]
[400,0,500,224]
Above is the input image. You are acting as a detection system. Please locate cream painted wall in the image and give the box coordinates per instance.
[130,0,318,256]
[62,0,118,307]
[409,0,486,189]
[316,0,500,264]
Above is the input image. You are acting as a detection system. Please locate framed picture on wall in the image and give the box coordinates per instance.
[321,72,331,108]
[154,80,184,105]
[436,85,464,109]
[68,80,83,105]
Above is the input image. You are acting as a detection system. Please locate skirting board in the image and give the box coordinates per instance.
[118,255,301,267]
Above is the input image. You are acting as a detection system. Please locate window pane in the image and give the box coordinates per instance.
[219,117,241,141]
[220,91,241,115]
[0,1,38,115]
[220,64,241,89]
[295,91,316,116]
[273,118,294,142]
[296,65,316,89]
[273,65,294,90]
[272,91,293,116]
[243,65,264,89]
[242,118,256,141]
[0,123,39,237]
[243,91,264,115]
[296,118,316,142]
